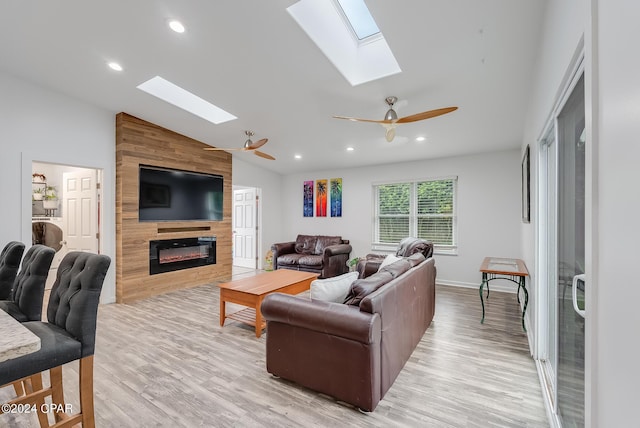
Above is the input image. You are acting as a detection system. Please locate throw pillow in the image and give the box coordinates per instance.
[310,271,359,303]
[378,254,402,271]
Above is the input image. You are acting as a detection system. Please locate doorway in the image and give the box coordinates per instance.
[538,72,585,427]
[232,186,261,269]
[31,161,101,288]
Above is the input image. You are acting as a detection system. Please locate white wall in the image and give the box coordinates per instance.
[591,0,640,424]
[521,0,585,339]
[279,149,522,288]
[232,157,284,266]
[0,71,117,303]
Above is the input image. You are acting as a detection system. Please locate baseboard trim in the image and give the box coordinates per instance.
[437,279,517,294]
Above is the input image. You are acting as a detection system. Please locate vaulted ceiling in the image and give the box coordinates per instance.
[0,0,545,174]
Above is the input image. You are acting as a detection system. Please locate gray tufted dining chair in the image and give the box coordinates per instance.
[0,241,26,300]
[0,244,54,322]
[0,251,111,428]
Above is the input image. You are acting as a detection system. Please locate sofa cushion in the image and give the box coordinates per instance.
[310,271,359,303]
[278,253,306,266]
[314,236,342,255]
[379,258,412,278]
[377,254,402,271]
[295,235,317,254]
[298,254,323,267]
[343,270,394,306]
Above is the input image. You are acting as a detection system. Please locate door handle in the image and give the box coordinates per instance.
[572,274,586,318]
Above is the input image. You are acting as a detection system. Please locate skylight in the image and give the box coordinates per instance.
[137,76,236,125]
[287,0,400,86]
[336,0,380,40]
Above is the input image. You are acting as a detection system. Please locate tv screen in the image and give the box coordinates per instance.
[139,165,223,222]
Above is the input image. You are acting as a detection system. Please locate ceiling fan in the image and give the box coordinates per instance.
[203,131,275,160]
[333,96,458,142]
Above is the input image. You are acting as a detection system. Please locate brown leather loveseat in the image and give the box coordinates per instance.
[271,234,352,279]
[261,250,436,411]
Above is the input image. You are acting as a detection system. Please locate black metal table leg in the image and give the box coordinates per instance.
[480,273,487,324]
[520,275,528,332]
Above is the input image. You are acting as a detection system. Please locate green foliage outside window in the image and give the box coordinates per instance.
[376,179,455,246]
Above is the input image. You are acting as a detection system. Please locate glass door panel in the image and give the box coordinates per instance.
[556,74,585,427]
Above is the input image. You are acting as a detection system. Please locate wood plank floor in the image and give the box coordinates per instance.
[1,269,548,427]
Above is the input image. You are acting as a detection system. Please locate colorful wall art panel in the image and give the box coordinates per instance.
[330,178,342,217]
[303,180,314,217]
[315,179,328,217]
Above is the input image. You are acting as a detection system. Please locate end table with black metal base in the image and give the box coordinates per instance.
[479,257,529,331]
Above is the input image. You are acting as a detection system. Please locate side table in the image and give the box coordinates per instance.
[479,257,529,331]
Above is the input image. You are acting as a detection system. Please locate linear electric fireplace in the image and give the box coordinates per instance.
[149,236,216,275]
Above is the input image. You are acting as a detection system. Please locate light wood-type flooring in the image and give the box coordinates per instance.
[1,268,548,427]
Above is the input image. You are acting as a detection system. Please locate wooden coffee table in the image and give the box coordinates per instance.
[218,269,318,337]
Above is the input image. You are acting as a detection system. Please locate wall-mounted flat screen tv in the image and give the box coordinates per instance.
[139,165,223,222]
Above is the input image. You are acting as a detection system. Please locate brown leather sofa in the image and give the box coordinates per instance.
[261,252,436,411]
[356,237,434,278]
[271,234,352,279]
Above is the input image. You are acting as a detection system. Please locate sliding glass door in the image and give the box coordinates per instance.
[539,72,585,427]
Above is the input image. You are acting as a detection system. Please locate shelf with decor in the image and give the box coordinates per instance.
[32,173,59,216]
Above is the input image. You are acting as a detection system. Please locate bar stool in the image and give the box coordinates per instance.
[0,241,26,300]
[0,251,111,427]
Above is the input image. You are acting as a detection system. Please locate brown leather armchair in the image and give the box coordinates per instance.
[356,237,434,278]
[272,235,352,279]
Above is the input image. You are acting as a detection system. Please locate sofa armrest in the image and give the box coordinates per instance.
[324,243,352,257]
[261,293,379,343]
[271,241,295,270]
[321,243,352,278]
[262,292,383,411]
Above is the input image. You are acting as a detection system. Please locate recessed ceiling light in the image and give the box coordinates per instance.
[168,20,185,33]
[108,62,123,71]
[346,147,355,151]
[137,76,237,125]
[295,154,302,159]
[416,136,426,142]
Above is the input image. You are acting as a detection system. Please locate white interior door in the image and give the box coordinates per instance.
[63,170,98,253]
[233,188,257,268]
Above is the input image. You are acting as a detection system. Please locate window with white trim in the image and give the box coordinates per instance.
[373,178,457,253]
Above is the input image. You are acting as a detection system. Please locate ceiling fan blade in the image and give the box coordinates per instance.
[396,107,458,124]
[247,138,268,150]
[333,115,394,124]
[203,147,244,151]
[254,150,275,160]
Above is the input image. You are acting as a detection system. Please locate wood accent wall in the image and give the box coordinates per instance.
[115,113,232,303]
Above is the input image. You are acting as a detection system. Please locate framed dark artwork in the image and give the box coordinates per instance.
[303,180,314,217]
[521,145,531,223]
